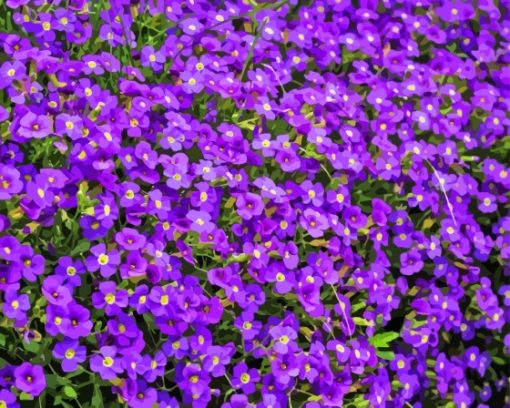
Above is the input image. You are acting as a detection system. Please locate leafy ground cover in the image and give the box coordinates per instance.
[0,0,509,407]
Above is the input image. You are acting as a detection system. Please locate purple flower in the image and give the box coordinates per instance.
[127,380,158,408]
[18,112,52,139]
[62,302,93,339]
[300,209,328,238]
[55,257,85,287]
[301,180,324,206]
[0,389,18,408]
[0,164,23,200]
[176,363,209,400]
[90,346,123,380]
[186,210,215,233]
[52,338,87,372]
[400,249,424,275]
[2,287,30,323]
[115,228,147,251]
[141,46,165,71]
[26,181,54,208]
[55,113,83,139]
[42,275,73,306]
[14,363,46,396]
[236,192,264,220]
[203,344,234,377]
[231,362,260,394]
[86,243,121,277]
[255,97,277,120]
[92,281,129,316]
[269,326,297,354]
[179,18,203,35]
[267,263,295,294]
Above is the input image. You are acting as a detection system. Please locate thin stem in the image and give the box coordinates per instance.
[329,284,353,338]
[240,17,269,81]
[262,63,287,94]
[422,157,458,227]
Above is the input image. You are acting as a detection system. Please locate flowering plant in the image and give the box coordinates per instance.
[0,0,509,407]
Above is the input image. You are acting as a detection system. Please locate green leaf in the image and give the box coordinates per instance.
[351,301,366,314]
[63,386,77,399]
[71,240,90,256]
[329,178,341,189]
[369,331,400,348]
[352,316,371,326]
[348,395,369,408]
[23,340,40,353]
[20,392,34,401]
[376,350,395,360]
[92,385,104,408]
[225,253,249,265]
[225,197,236,209]
[491,355,507,365]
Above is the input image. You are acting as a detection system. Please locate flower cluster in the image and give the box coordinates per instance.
[0,0,509,407]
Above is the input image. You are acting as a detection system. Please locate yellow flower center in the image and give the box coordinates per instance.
[105,293,116,304]
[98,254,109,265]
[103,356,114,367]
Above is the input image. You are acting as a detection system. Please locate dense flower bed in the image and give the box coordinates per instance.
[0,0,509,407]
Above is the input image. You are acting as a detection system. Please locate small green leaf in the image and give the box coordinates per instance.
[71,240,90,256]
[23,340,40,353]
[353,317,372,326]
[92,385,104,408]
[225,197,236,209]
[20,392,34,401]
[225,253,249,265]
[63,386,77,399]
[491,356,507,365]
[369,331,400,348]
[376,350,395,360]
